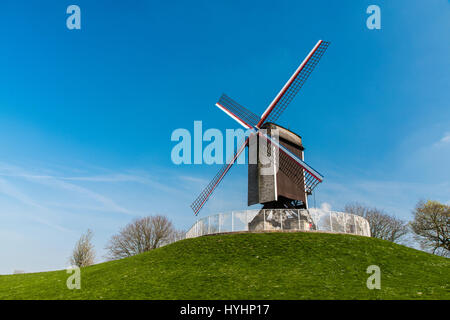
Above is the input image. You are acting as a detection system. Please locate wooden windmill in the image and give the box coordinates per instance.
[191,40,330,217]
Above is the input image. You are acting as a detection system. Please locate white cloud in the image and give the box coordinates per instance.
[0,177,45,210]
[0,163,141,217]
[308,202,332,215]
[440,133,450,143]
[433,132,450,146]
[0,177,70,232]
[30,176,137,216]
[60,172,176,193]
[179,175,208,184]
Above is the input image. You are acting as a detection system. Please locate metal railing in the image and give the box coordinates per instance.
[185,209,371,238]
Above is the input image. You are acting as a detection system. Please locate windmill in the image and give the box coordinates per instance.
[191,40,330,225]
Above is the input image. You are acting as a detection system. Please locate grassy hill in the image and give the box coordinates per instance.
[0,232,448,299]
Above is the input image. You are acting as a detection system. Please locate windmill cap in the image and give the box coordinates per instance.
[261,122,304,149]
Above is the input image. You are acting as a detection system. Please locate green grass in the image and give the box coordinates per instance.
[1,232,449,299]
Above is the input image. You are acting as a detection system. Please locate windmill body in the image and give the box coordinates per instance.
[248,122,308,209]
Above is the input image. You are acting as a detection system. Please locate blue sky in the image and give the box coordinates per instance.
[0,1,449,274]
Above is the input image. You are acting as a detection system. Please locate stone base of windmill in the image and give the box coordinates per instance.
[247,209,316,232]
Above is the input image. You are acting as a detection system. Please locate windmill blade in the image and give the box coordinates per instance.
[277,146,322,194]
[258,132,323,194]
[190,138,250,215]
[257,40,330,126]
[216,94,260,129]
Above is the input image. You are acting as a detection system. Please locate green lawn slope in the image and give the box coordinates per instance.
[1,232,449,299]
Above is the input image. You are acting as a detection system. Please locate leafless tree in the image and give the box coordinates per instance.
[105,215,178,260]
[166,229,186,243]
[344,202,409,243]
[70,229,95,267]
[410,200,449,257]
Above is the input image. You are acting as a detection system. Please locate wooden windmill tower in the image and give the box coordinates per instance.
[191,40,330,217]
[248,122,310,209]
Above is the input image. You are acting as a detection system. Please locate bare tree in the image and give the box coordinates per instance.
[410,200,449,257]
[166,229,186,243]
[70,229,95,267]
[105,215,177,260]
[344,202,409,243]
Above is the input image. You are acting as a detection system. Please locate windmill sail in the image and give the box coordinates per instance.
[216,94,260,129]
[258,132,322,194]
[190,138,249,215]
[258,40,330,126]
